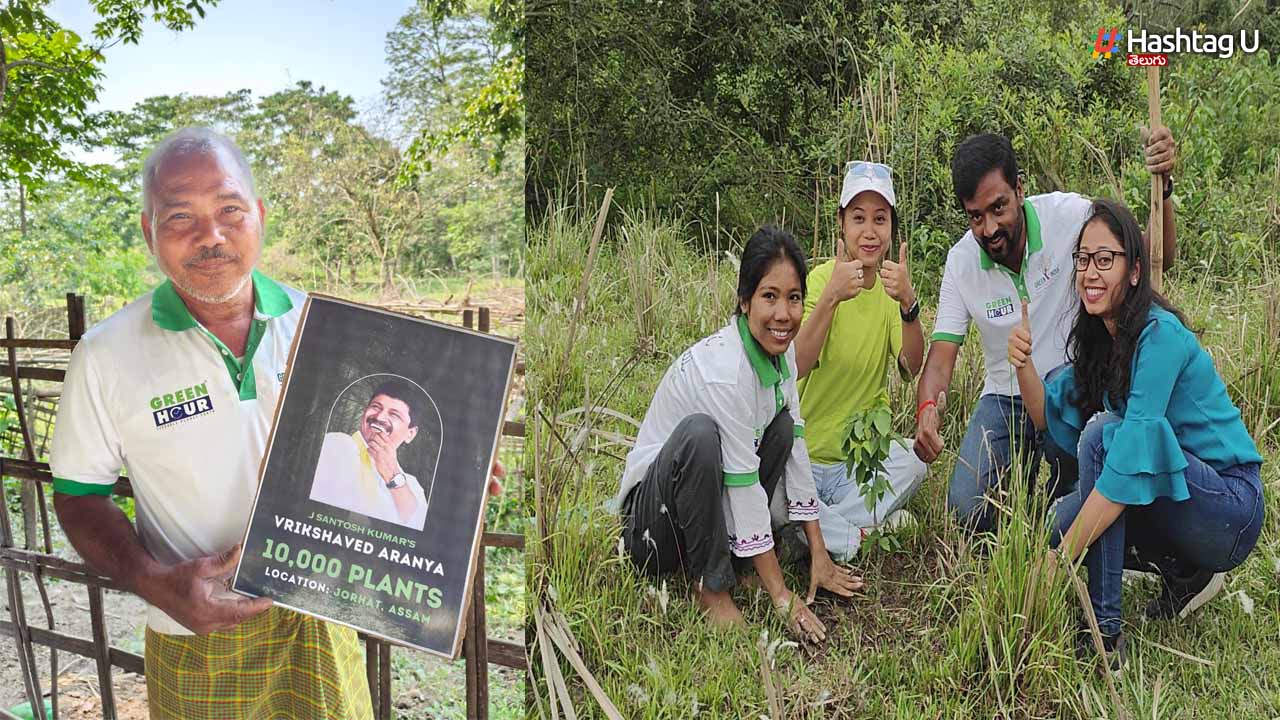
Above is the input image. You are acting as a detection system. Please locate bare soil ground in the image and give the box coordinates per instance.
[0,553,150,716]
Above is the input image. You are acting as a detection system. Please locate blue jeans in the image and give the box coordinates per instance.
[1051,412,1265,636]
[947,368,1079,532]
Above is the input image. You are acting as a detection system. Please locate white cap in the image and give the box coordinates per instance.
[839,161,896,209]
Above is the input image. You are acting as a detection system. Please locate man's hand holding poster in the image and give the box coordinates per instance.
[232,295,517,658]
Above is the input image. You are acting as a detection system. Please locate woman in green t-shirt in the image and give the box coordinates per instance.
[793,161,928,560]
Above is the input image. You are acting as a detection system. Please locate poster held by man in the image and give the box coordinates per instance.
[233,294,517,658]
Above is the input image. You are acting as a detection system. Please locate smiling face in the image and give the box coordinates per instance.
[962,168,1025,269]
[141,148,264,305]
[739,257,804,357]
[360,393,419,449]
[840,190,892,267]
[1075,218,1138,321]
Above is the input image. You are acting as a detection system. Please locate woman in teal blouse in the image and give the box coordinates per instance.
[1009,197,1263,669]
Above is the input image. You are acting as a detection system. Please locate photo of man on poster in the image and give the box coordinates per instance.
[310,377,436,530]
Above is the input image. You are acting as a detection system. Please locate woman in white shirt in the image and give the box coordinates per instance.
[617,226,861,642]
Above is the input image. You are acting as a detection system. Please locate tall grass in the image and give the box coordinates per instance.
[527,199,1280,718]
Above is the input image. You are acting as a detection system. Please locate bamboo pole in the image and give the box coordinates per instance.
[1147,66,1164,293]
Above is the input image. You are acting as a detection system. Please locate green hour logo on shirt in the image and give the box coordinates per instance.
[1033,261,1062,291]
[149,382,214,428]
[985,297,1015,319]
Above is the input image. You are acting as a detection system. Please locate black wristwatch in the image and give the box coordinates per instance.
[900,299,921,323]
[1163,175,1174,200]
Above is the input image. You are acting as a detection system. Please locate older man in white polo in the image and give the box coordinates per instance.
[49,127,373,718]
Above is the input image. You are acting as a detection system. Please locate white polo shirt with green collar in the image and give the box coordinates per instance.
[932,192,1091,398]
[619,315,819,558]
[50,271,306,635]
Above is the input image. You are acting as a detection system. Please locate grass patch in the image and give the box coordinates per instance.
[527,204,1280,718]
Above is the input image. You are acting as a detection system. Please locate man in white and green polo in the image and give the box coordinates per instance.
[913,131,1178,533]
[50,127,372,719]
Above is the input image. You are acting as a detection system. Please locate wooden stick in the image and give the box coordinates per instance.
[87,584,117,720]
[1128,633,1215,666]
[465,547,490,719]
[559,188,613,376]
[812,171,820,261]
[757,632,783,720]
[540,609,623,720]
[362,635,381,718]
[0,619,144,674]
[1148,66,1164,293]
[533,606,569,720]
[377,642,392,720]
[1065,561,1129,719]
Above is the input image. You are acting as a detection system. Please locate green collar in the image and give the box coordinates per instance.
[151,270,293,331]
[979,199,1043,271]
[735,314,790,387]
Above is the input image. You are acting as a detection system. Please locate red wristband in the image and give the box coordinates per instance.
[916,399,937,422]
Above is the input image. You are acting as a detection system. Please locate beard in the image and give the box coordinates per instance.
[156,246,253,305]
[172,269,253,305]
[978,208,1023,266]
[979,230,1012,262]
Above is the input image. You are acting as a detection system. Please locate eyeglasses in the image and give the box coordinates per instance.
[1071,249,1124,272]
[844,161,893,181]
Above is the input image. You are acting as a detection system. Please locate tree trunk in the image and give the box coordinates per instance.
[19,182,28,236]
[17,183,38,551]
[0,34,9,111]
[380,257,394,297]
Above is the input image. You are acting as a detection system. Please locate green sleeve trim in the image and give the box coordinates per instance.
[723,470,760,487]
[931,331,966,345]
[793,424,805,439]
[53,477,114,497]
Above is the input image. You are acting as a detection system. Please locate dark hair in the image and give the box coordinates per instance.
[951,133,1019,208]
[736,225,807,313]
[369,378,423,428]
[1065,197,1187,416]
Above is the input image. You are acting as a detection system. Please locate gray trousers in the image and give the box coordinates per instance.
[622,410,793,592]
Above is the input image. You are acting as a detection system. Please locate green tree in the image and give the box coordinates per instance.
[525,0,1178,283]
[384,1,523,278]
[396,0,523,180]
[268,112,426,293]
[383,2,495,137]
[1,0,219,193]
[0,174,153,317]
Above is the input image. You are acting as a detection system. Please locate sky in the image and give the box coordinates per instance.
[48,0,414,115]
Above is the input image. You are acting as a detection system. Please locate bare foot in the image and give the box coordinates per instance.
[698,587,746,627]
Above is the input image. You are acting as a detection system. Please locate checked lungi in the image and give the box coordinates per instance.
[145,607,373,719]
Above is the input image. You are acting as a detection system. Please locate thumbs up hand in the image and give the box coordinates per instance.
[880,240,917,310]
[830,244,865,302]
[1007,300,1033,369]
[913,388,947,464]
